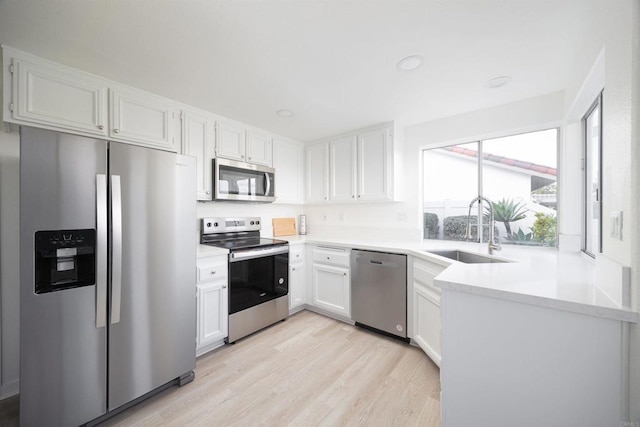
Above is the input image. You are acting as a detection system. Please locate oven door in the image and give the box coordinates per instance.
[214,158,275,202]
[228,246,289,314]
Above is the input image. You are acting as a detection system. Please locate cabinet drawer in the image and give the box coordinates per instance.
[289,245,305,263]
[312,247,350,267]
[197,263,228,283]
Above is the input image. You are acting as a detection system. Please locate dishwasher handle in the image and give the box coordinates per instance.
[355,256,399,268]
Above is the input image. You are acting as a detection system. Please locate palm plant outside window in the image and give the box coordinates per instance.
[423,129,558,247]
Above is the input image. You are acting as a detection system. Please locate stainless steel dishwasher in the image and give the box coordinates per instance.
[351,249,408,341]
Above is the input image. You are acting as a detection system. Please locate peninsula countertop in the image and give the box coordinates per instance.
[274,235,639,323]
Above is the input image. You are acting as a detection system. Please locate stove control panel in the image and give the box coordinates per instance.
[202,217,261,234]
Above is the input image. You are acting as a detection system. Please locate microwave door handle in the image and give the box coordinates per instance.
[264,172,271,196]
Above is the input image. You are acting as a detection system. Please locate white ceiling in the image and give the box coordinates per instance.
[0,0,597,142]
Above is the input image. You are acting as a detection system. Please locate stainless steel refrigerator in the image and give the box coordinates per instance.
[19,127,197,426]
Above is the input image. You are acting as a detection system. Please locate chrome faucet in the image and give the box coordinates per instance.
[465,196,501,255]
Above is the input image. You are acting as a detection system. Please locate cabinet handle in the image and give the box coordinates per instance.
[113,129,120,134]
[98,125,104,130]
[296,254,300,258]
[222,285,227,288]
[248,157,252,160]
[206,191,210,194]
[292,267,296,271]
[343,272,347,276]
[326,257,330,260]
[210,271,216,275]
[352,195,355,198]
[241,155,245,159]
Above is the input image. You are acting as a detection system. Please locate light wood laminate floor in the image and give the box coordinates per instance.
[0,310,441,426]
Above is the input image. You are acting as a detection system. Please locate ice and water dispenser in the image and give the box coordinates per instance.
[34,229,96,294]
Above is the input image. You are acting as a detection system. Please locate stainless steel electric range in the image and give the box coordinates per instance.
[200,217,289,342]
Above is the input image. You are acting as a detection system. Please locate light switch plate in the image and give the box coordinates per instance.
[610,211,623,240]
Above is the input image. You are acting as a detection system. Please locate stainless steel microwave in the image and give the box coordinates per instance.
[213,158,276,202]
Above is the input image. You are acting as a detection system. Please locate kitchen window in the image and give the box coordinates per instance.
[423,128,559,247]
[583,93,603,256]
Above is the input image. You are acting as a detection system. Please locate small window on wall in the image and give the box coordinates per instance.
[583,93,603,256]
[423,129,558,247]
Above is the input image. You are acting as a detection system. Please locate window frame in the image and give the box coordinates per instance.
[421,127,560,247]
[582,92,603,257]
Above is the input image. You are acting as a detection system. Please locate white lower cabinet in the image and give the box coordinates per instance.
[289,245,306,311]
[311,246,351,318]
[196,255,228,356]
[414,285,442,366]
[412,257,448,367]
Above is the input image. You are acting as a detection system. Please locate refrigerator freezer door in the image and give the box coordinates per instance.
[20,127,108,426]
[107,142,196,411]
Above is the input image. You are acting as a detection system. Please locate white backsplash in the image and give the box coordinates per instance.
[197,202,305,238]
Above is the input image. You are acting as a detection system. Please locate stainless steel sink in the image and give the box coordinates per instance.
[425,250,508,264]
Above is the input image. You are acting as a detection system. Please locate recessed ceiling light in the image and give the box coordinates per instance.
[397,55,424,72]
[276,109,294,118]
[485,76,512,89]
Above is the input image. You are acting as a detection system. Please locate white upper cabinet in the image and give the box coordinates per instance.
[215,120,246,162]
[305,142,329,203]
[246,130,273,166]
[306,122,400,204]
[357,127,392,200]
[109,86,177,151]
[216,122,273,167]
[3,47,179,151]
[273,137,304,204]
[329,136,357,202]
[5,49,109,137]
[181,108,215,200]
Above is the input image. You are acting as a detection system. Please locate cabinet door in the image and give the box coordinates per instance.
[289,262,306,310]
[357,127,392,201]
[329,136,357,202]
[305,142,329,203]
[414,284,441,366]
[216,121,246,161]
[11,57,108,136]
[312,263,350,318]
[197,281,229,348]
[246,130,273,166]
[110,87,176,151]
[182,109,215,200]
[273,138,304,204]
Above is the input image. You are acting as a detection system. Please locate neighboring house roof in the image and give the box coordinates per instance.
[443,146,557,177]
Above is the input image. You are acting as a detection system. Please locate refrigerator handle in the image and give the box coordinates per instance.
[96,174,108,328]
[111,175,123,324]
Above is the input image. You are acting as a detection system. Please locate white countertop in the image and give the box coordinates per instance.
[197,244,229,258]
[275,234,639,323]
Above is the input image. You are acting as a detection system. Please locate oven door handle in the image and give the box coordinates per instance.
[230,246,289,262]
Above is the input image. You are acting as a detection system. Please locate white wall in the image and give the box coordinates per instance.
[0,126,20,399]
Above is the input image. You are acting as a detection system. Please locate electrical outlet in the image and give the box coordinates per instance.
[610,211,623,240]
[339,212,345,221]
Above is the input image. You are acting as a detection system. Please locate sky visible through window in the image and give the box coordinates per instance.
[423,129,558,247]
